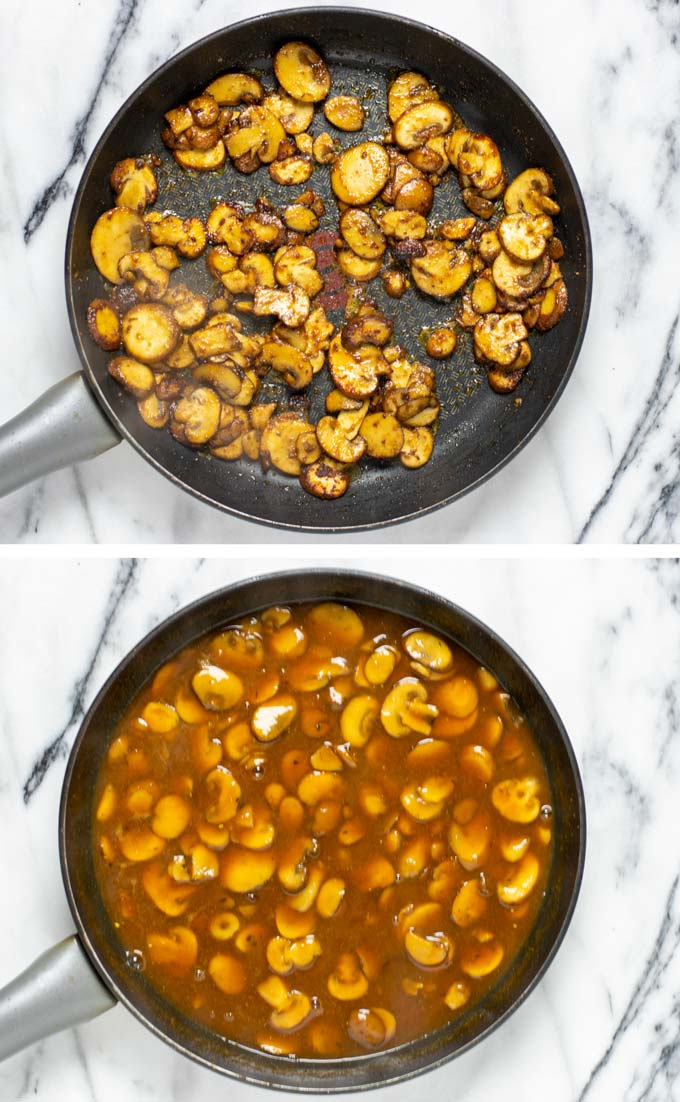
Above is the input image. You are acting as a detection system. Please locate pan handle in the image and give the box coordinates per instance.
[0,935,116,1062]
[0,372,121,499]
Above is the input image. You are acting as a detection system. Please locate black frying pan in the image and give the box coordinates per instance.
[0,571,585,1091]
[0,8,591,532]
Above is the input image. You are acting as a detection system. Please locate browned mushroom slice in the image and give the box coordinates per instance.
[146,213,207,259]
[408,135,450,175]
[90,208,150,285]
[379,210,427,240]
[426,328,457,359]
[445,127,472,169]
[110,158,158,213]
[457,133,503,191]
[118,251,169,300]
[269,155,314,186]
[312,132,338,165]
[498,213,553,262]
[326,389,363,414]
[393,101,454,151]
[473,313,528,367]
[535,279,568,331]
[328,334,384,398]
[253,286,311,327]
[461,189,495,220]
[205,72,264,105]
[394,176,434,216]
[283,204,319,233]
[162,284,208,329]
[122,303,180,363]
[504,168,560,216]
[108,356,155,398]
[382,270,409,298]
[273,41,331,103]
[336,249,382,283]
[492,250,550,299]
[300,458,349,499]
[471,275,497,315]
[410,241,472,298]
[331,142,390,205]
[342,311,393,349]
[192,362,246,402]
[263,90,315,134]
[260,341,313,390]
[339,210,386,260]
[137,392,170,428]
[173,142,226,171]
[316,416,367,463]
[387,71,440,123]
[487,365,526,393]
[274,246,323,297]
[324,95,365,132]
[87,299,121,350]
[360,412,404,458]
[261,412,315,475]
[172,386,222,446]
[400,427,434,468]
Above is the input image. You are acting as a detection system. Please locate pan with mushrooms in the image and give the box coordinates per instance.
[0,571,585,1091]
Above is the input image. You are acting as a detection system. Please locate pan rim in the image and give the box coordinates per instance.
[64,7,593,534]
[58,568,587,1091]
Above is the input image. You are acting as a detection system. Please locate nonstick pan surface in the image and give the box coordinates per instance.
[59,571,585,1092]
[66,8,591,532]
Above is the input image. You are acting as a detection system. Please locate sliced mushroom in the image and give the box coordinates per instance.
[173,142,226,171]
[336,248,382,282]
[269,154,314,186]
[274,41,331,103]
[381,678,437,738]
[426,328,457,359]
[473,313,528,367]
[491,777,541,823]
[171,386,221,445]
[328,333,384,398]
[379,210,427,240]
[324,94,365,131]
[313,132,338,165]
[331,142,390,205]
[205,72,264,105]
[457,133,503,191]
[499,212,553,262]
[388,71,439,124]
[327,952,368,1000]
[87,299,121,350]
[410,241,472,298]
[300,458,349,499]
[504,168,560,216]
[260,340,313,390]
[339,209,386,260]
[274,245,323,297]
[404,631,453,672]
[110,158,158,213]
[393,101,454,151]
[260,412,316,475]
[359,412,404,458]
[316,415,367,463]
[253,285,311,327]
[342,311,393,349]
[263,89,315,133]
[535,279,568,331]
[121,303,179,363]
[400,426,434,468]
[90,208,149,284]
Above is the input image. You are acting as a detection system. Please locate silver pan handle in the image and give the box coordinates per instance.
[0,935,116,1062]
[0,373,120,499]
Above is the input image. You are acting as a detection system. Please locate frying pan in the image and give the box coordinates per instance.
[0,8,591,532]
[0,570,585,1091]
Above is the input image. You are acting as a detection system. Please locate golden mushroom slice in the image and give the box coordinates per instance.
[211,627,265,670]
[204,766,241,824]
[328,952,369,1000]
[460,936,504,979]
[340,694,379,747]
[393,101,455,151]
[147,925,198,970]
[359,413,404,459]
[400,427,434,469]
[192,665,243,710]
[300,458,350,499]
[336,248,383,283]
[173,143,226,172]
[251,694,298,742]
[347,1007,397,1049]
[253,285,311,328]
[91,207,150,284]
[497,851,540,906]
[209,952,247,994]
[110,158,158,214]
[205,72,264,105]
[448,804,492,870]
[388,71,439,123]
[328,333,385,399]
[403,630,453,673]
[339,209,386,260]
[411,241,472,299]
[274,41,331,102]
[451,879,488,927]
[379,209,427,240]
[108,357,154,399]
[271,991,314,1032]
[316,415,367,464]
[324,94,365,132]
[491,776,541,823]
[210,912,240,941]
[151,794,192,839]
[316,877,346,918]
[458,133,503,191]
[87,299,121,351]
[499,212,553,262]
[404,927,452,969]
[400,781,448,822]
[381,678,437,737]
[307,602,364,648]
[504,167,560,216]
[473,313,528,368]
[261,341,313,391]
[119,824,165,862]
[264,89,315,133]
[142,860,196,916]
[274,245,323,297]
[331,142,391,205]
[121,303,180,364]
[363,645,398,685]
[220,846,276,893]
[261,412,316,476]
[444,981,471,1011]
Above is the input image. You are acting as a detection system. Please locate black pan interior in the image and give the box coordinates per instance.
[66,8,591,533]
[60,572,585,1092]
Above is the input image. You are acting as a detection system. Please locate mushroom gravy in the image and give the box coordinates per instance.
[93,601,553,1058]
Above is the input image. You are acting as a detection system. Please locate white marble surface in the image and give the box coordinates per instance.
[0,553,678,1100]
[0,0,678,543]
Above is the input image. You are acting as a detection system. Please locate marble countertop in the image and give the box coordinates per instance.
[0,553,678,1100]
[1,0,678,543]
